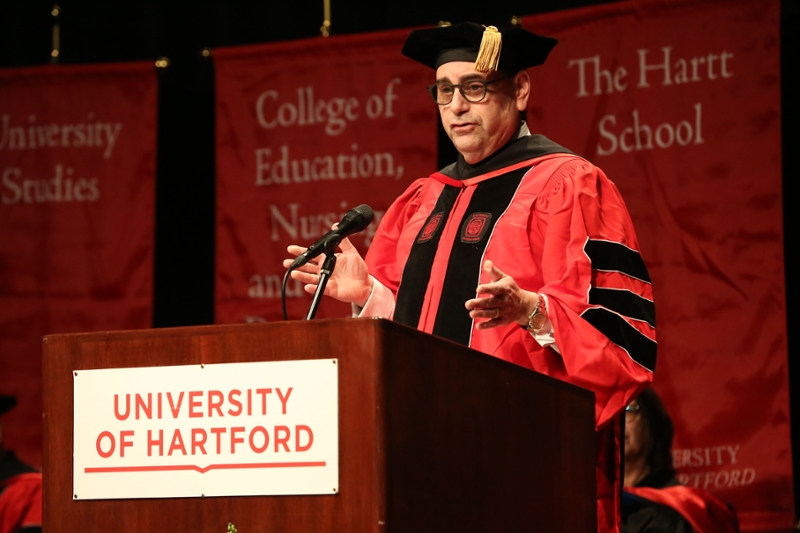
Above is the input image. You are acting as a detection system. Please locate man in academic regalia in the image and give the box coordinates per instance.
[0,395,42,533]
[286,22,656,533]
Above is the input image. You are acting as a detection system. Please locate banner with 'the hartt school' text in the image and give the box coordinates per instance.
[213,28,438,324]
[0,62,157,468]
[524,0,789,530]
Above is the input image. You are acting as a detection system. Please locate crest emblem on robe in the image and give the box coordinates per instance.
[417,213,444,243]
[461,213,492,243]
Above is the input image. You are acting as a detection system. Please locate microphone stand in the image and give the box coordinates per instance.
[305,252,337,320]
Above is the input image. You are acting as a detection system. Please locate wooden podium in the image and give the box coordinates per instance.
[43,318,597,532]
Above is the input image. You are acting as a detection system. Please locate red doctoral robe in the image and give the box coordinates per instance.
[0,450,42,533]
[626,486,739,533]
[364,132,656,533]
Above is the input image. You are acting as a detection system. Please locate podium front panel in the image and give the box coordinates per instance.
[43,318,596,532]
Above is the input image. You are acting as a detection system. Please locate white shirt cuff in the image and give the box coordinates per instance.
[529,294,561,354]
[351,276,395,319]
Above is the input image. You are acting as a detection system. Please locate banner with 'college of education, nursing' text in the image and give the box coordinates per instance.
[214,28,438,324]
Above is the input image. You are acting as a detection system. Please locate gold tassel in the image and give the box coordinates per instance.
[474,25,502,73]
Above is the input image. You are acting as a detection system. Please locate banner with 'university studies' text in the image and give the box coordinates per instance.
[214,28,438,324]
[0,62,157,468]
[524,0,789,530]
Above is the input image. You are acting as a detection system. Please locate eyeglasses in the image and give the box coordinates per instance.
[427,77,511,105]
[625,403,642,421]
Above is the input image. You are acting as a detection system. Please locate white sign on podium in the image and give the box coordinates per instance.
[73,359,338,500]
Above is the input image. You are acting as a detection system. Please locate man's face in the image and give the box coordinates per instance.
[434,61,529,164]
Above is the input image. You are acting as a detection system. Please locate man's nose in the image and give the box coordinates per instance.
[449,88,470,113]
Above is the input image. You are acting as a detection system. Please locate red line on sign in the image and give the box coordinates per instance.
[84,461,327,474]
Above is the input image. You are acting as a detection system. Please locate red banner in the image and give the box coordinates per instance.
[524,0,789,530]
[0,62,157,467]
[214,29,437,324]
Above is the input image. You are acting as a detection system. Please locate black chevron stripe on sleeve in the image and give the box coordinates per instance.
[584,239,651,283]
[582,308,657,371]
[588,287,655,328]
[582,238,656,371]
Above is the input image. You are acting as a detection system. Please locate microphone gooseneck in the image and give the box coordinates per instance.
[289,204,375,269]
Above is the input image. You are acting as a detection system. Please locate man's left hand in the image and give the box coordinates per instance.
[465,259,538,330]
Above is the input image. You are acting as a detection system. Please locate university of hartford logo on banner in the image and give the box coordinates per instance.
[73,359,338,500]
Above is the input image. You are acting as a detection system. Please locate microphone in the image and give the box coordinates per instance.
[290,204,374,269]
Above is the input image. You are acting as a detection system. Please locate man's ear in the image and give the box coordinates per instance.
[514,70,531,112]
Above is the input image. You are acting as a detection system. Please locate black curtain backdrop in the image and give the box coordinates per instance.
[1,0,797,520]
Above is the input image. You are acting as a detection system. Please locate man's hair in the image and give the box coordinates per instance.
[637,387,676,480]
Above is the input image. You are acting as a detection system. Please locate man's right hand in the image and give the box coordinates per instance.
[283,235,373,308]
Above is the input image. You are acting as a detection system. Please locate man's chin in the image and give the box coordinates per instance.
[452,138,481,154]
[453,141,494,164]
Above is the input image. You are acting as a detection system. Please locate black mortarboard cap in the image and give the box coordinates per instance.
[0,394,17,417]
[402,22,558,73]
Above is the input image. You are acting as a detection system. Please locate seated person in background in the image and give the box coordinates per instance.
[622,388,738,533]
[0,395,42,533]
